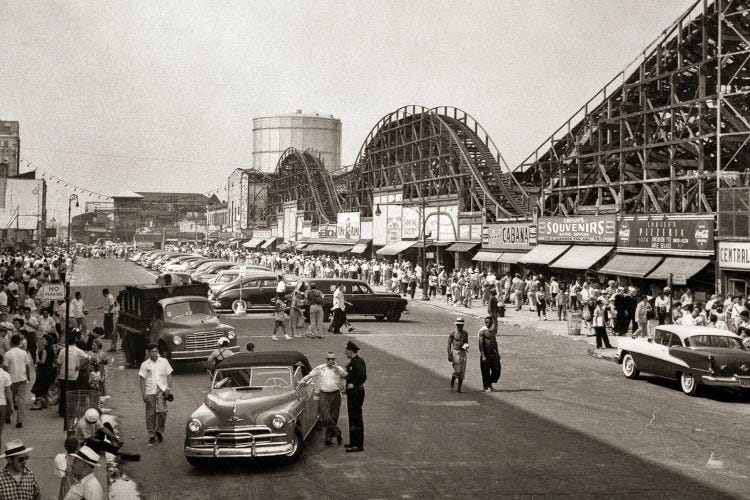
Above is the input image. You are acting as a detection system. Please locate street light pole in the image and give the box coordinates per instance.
[421,196,430,301]
[63,193,78,433]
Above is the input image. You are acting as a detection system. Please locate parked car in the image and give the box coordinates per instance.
[289,278,408,322]
[208,273,294,312]
[208,267,273,293]
[191,262,236,281]
[162,255,205,272]
[184,351,318,467]
[617,325,750,396]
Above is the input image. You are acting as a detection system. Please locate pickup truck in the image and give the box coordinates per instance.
[116,283,238,366]
[289,278,408,322]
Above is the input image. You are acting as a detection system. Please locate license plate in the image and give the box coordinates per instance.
[739,379,750,388]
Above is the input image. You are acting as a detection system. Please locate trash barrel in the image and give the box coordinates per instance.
[567,311,582,336]
[66,390,101,431]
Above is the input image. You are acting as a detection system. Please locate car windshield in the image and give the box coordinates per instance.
[684,335,744,349]
[164,300,212,318]
[213,367,293,389]
[218,273,238,283]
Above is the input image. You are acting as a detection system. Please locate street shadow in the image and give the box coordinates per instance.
[492,388,544,393]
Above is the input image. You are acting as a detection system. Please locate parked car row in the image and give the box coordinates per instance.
[133,251,408,321]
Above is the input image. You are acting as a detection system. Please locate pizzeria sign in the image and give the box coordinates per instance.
[618,216,714,255]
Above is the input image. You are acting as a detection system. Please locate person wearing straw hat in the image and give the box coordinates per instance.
[63,445,103,500]
[0,439,40,499]
[447,317,469,393]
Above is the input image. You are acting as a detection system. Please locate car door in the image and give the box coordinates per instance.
[293,365,315,433]
[241,279,262,307]
[346,283,369,315]
[630,330,665,375]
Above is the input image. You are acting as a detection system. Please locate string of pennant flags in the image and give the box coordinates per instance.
[20,158,112,199]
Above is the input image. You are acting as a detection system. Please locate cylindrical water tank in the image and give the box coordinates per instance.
[252,112,342,173]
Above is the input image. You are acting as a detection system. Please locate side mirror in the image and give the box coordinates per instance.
[647,338,653,343]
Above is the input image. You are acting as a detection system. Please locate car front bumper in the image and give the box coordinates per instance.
[701,375,750,388]
[184,441,293,458]
[170,346,240,360]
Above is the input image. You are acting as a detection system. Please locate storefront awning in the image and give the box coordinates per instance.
[261,237,277,249]
[350,243,369,254]
[242,237,265,249]
[518,244,570,265]
[376,241,418,256]
[276,242,292,251]
[446,242,479,252]
[645,257,711,281]
[550,245,613,270]
[498,252,527,264]
[294,242,308,250]
[473,251,502,262]
[312,243,354,253]
[598,254,662,278]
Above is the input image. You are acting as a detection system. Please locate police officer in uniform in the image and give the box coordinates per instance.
[344,341,366,452]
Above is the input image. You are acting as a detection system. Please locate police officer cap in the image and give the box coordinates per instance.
[345,341,360,352]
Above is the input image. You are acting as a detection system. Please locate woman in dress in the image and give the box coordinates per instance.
[31,334,56,409]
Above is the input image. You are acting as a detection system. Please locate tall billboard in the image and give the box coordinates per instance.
[283,202,297,242]
[337,212,360,240]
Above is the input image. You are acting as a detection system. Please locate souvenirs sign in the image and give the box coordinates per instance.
[537,215,616,243]
[618,216,714,255]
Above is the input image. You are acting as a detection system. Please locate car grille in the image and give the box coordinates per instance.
[185,331,223,350]
[191,425,286,447]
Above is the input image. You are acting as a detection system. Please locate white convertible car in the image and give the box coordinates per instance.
[617,325,750,396]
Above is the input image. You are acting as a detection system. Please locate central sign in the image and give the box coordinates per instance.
[40,283,65,301]
[537,215,616,243]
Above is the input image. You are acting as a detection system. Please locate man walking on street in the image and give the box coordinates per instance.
[70,291,87,335]
[478,316,501,392]
[297,352,346,446]
[344,341,366,453]
[330,284,353,334]
[138,344,173,444]
[100,289,116,351]
[305,284,325,339]
[448,317,469,393]
[4,335,31,429]
[0,439,40,499]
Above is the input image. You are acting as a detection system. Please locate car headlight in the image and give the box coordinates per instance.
[188,419,202,433]
[227,330,236,340]
[271,415,286,429]
[172,336,183,345]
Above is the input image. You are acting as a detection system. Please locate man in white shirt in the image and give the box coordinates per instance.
[330,284,352,334]
[64,445,104,500]
[138,344,173,444]
[4,335,31,428]
[57,334,90,417]
[297,352,346,446]
[70,292,87,334]
[275,275,287,296]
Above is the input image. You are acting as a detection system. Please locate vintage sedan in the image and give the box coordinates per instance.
[184,351,318,467]
[617,325,750,396]
[290,278,408,322]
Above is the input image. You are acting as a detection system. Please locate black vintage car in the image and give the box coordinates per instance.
[208,273,296,312]
[290,278,408,322]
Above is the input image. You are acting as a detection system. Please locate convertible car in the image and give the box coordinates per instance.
[617,325,750,396]
[184,351,318,467]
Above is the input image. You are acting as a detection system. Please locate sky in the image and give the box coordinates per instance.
[1,0,696,221]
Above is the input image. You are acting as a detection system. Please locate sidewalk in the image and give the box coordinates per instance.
[372,284,621,361]
[4,386,110,499]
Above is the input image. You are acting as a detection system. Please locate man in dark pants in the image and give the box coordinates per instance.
[297,352,347,446]
[344,341,366,453]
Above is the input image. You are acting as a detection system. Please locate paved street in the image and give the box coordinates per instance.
[80,259,750,499]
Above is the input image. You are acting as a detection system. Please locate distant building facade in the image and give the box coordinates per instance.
[226,169,268,234]
[112,191,214,241]
[0,121,20,178]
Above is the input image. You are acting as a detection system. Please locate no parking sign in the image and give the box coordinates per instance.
[40,283,66,301]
